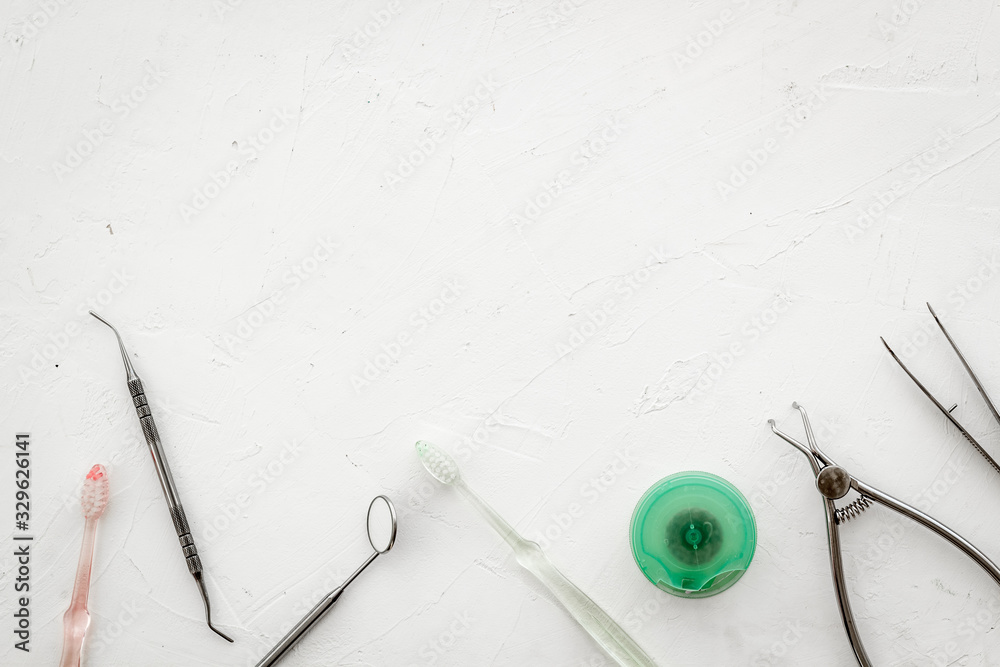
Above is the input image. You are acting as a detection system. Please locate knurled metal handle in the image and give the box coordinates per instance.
[170,505,203,575]
[128,378,203,576]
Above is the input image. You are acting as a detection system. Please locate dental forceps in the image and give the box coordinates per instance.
[769,403,1000,667]
[882,302,1000,476]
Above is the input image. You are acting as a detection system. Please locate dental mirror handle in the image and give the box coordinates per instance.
[255,588,345,667]
[255,551,378,667]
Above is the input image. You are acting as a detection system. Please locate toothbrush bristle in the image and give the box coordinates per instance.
[81,464,110,519]
[415,441,459,484]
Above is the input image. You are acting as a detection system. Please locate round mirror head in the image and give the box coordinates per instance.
[367,495,397,554]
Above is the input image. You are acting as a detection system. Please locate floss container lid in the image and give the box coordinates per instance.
[629,471,756,598]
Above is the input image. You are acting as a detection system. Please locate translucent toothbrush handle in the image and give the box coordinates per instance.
[454,480,656,666]
[516,543,658,667]
[59,518,97,667]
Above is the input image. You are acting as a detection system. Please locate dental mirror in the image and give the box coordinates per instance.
[367,494,397,553]
[255,495,398,667]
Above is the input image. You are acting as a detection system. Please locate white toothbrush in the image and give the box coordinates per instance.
[415,441,657,667]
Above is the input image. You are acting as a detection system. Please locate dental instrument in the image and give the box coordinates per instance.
[882,302,1000,476]
[769,402,1000,667]
[59,465,110,667]
[254,495,397,667]
[89,311,233,642]
[415,440,657,667]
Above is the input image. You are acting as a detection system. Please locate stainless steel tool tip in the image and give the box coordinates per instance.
[89,311,137,380]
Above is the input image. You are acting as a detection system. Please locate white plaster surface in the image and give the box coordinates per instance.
[3,0,1000,665]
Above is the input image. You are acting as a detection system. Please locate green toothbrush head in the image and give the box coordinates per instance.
[630,471,756,598]
[416,440,460,484]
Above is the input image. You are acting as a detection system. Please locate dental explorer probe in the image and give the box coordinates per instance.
[90,311,234,643]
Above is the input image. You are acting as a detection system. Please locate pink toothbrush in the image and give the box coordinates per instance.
[59,464,110,667]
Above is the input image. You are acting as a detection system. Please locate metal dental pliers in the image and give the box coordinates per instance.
[769,402,1000,667]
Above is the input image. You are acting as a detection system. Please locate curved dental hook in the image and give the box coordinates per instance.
[88,311,138,381]
[196,576,234,642]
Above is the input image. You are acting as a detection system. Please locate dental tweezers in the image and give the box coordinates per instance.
[882,302,1000,476]
[769,403,1000,667]
[90,312,234,642]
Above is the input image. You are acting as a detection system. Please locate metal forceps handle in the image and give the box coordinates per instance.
[771,403,1000,667]
[831,481,1000,667]
[855,481,1000,587]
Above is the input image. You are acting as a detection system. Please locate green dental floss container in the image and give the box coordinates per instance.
[630,471,756,598]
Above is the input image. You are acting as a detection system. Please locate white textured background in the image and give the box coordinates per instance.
[2,0,1000,665]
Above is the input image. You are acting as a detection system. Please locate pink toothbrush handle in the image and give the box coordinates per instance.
[59,517,98,667]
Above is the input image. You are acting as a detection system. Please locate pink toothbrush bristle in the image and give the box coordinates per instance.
[81,465,110,519]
